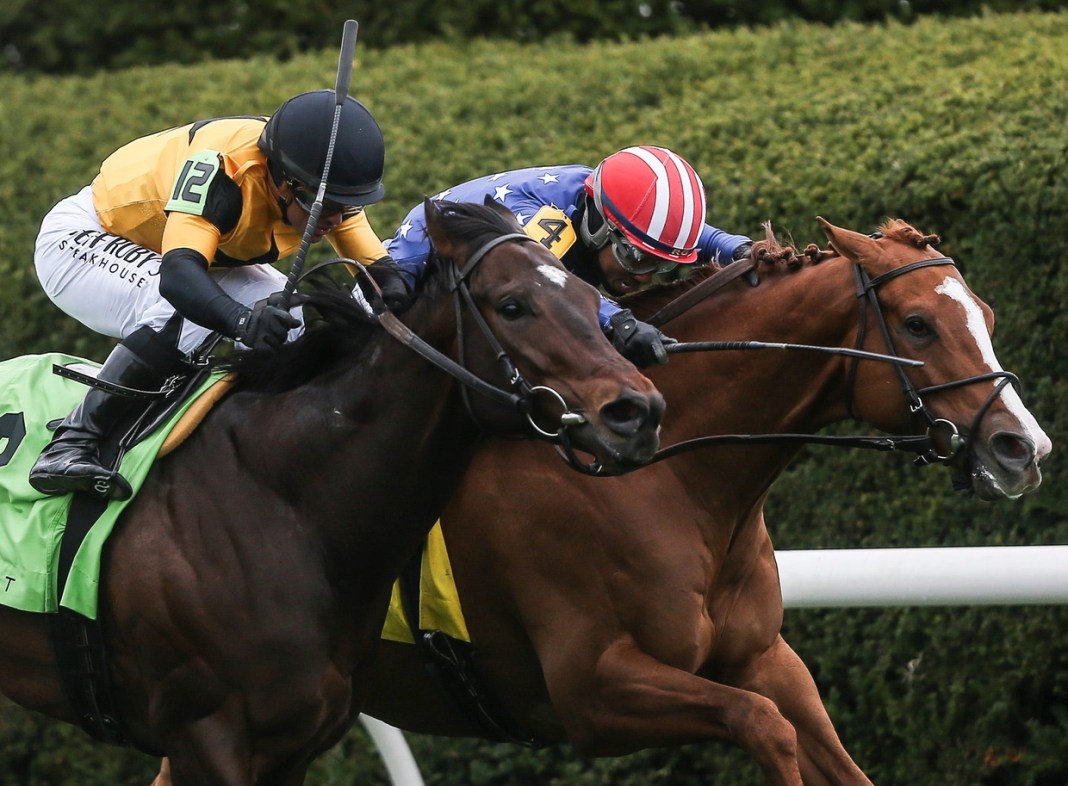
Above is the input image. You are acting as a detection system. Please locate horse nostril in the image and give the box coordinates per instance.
[601,392,655,437]
[991,432,1036,469]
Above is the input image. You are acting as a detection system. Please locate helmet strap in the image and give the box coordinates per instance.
[265,164,295,226]
[265,158,287,188]
[276,196,294,226]
[578,194,611,249]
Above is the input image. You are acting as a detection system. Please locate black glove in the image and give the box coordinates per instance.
[732,242,754,262]
[233,299,301,351]
[608,309,673,368]
[366,257,413,312]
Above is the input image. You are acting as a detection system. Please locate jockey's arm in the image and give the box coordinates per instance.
[329,214,412,311]
[327,210,391,266]
[158,248,247,338]
[598,296,622,332]
[158,213,248,337]
[696,224,753,265]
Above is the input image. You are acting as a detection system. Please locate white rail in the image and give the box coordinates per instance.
[777,545,1068,607]
[359,715,425,786]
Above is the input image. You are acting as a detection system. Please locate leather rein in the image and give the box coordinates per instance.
[350,236,595,459]
[596,254,1019,475]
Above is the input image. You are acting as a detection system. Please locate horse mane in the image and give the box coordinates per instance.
[432,197,524,250]
[621,221,832,318]
[622,218,942,320]
[222,199,522,393]
[875,218,941,248]
[220,287,381,393]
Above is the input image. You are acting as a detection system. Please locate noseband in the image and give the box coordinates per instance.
[848,256,1021,466]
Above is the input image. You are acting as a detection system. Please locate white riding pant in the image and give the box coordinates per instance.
[34,186,301,356]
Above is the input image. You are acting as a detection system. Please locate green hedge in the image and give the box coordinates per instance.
[0,11,1066,785]
[2,0,1064,75]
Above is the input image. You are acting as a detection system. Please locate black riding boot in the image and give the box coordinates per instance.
[29,336,176,501]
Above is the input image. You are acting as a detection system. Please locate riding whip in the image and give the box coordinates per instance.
[275,19,359,310]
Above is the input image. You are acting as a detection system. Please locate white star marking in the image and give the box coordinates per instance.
[538,265,568,287]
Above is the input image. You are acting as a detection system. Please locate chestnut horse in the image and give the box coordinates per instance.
[0,199,664,785]
[347,218,1050,785]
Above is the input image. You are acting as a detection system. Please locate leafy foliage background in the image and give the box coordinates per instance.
[2,0,1064,74]
[0,8,1065,785]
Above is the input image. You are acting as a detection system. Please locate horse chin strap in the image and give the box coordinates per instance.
[848,258,1022,479]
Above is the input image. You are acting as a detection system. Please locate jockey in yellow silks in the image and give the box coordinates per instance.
[30,90,410,501]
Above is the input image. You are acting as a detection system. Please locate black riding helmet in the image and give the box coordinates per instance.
[259,89,385,207]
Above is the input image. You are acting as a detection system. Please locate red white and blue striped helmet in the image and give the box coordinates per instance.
[584,146,706,263]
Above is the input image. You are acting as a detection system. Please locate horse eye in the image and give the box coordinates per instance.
[904,316,930,337]
[497,299,527,320]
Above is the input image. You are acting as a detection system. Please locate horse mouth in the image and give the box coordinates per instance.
[596,390,664,468]
[960,445,1045,501]
[966,462,1043,501]
[555,418,659,474]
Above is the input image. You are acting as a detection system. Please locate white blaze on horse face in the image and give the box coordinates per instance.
[537,264,568,288]
[935,276,1052,456]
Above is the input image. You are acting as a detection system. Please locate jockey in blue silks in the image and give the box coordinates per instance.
[386,146,753,369]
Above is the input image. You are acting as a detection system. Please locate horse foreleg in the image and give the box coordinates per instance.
[162,708,263,786]
[542,638,805,786]
[731,634,874,786]
[160,750,311,786]
[149,758,171,786]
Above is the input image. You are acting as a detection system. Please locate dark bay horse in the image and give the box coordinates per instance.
[0,199,664,785]
[353,218,1051,785]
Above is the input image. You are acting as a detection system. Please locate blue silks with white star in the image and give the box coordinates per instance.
[385,164,750,328]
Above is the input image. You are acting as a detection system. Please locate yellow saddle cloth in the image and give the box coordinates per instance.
[381,521,471,644]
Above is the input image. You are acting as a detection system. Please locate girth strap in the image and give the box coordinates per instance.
[397,546,542,747]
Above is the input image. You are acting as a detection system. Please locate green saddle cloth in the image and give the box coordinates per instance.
[0,352,224,619]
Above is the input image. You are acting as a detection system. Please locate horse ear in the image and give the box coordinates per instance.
[816,216,879,260]
[424,197,459,259]
[482,195,521,227]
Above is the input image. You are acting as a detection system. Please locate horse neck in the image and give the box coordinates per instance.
[242,296,480,584]
[649,259,861,498]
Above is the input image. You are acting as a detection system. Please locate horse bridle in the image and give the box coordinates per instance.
[613,253,1022,478]
[848,256,1021,466]
[364,233,592,451]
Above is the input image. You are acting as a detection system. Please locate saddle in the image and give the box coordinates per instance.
[0,352,232,745]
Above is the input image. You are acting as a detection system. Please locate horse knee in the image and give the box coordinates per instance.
[729,695,799,769]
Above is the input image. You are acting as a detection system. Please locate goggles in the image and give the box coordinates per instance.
[289,181,364,220]
[607,227,679,276]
